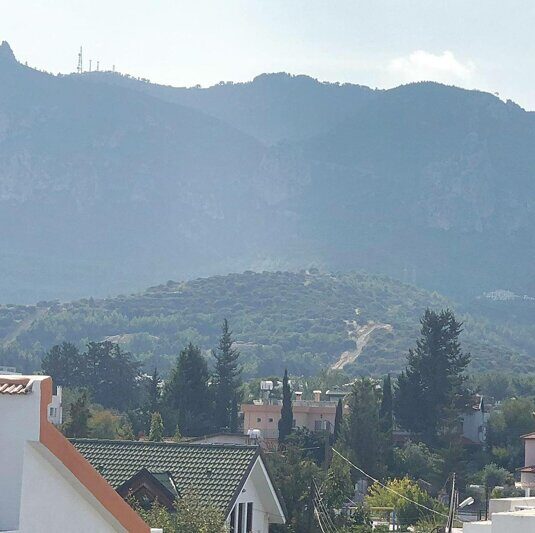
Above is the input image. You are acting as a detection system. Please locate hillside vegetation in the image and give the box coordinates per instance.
[1,271,532,377]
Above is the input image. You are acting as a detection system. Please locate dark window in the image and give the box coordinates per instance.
[256,417,261,423]
[238,502,245,533]
[247,502,253,532]
[268,417,274,422]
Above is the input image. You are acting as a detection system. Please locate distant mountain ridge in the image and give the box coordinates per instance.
[1,41,534,302]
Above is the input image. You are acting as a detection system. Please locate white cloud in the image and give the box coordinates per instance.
[387,50,475,85]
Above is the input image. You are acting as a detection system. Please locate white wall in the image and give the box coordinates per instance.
[463,521,492,533]
[228,457,284,533]
[492,511,535,532]
[0,379,42,531]
[18,442,125,532]
[489,496,535,517]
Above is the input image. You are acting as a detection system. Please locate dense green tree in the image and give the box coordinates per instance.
[286,427,326,465]
[63,392,91,438]
[379,374,393,467]
[42,341,140,412]
[323,454,353,510]
[149,412,164,442]
[146,367,161,414]
[393,441,444,486]
[212,319,241,431]
[333,398,344,444]
[164,343,212,436]
[267,445,323,533]
[42,342,80,387]
[394,309,471,444]
[366,478,440,527]
[278,369,293,445]
[487,397,535,470]
[131,490,226,532]
[343,378,383,479]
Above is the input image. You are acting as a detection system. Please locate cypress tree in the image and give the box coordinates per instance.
[278,369,293,445]
[333,398,343,444]
[379,374,394,467]
[212,319,241,431]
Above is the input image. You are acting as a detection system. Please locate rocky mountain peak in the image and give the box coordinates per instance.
[0,41,16,63]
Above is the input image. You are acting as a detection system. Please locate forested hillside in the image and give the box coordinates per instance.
[0,271,532,377]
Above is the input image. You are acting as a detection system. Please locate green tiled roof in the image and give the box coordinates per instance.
[71,439,259,513]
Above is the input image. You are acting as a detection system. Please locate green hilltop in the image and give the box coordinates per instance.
[1,270,532,376]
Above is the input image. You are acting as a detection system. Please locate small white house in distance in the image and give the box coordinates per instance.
[0,374,158,533]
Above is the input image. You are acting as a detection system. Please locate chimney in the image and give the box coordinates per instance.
[295,391,303,401]
[313,390,322,402]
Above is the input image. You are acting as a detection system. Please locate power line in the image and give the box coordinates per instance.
[332,447,449,520]
[312,478,338,533]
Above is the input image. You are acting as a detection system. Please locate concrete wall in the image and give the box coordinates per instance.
[463,521,492,532]
[526,439,535,466]
[489,496,535,517]
[18,442,124,532]
[492,511,535,532]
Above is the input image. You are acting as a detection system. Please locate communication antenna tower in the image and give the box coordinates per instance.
[77,46,83,73]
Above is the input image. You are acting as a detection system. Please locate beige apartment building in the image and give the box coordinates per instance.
[241,387,346,446]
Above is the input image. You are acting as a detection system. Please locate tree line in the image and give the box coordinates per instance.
[42,319,242,439]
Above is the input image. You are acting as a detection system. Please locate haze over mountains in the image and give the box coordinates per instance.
[1,40,534,304]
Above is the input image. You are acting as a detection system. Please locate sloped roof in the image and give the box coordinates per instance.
[0,376,32,394]
[71,439,259,514]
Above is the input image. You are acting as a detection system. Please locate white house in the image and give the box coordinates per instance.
[72,438,287,533]
[0,374,155,532]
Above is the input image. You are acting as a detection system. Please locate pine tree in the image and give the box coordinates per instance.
[278,369,293,445]
[164,343,212,436]
[333,398,343,444]
[394,309,471,444]
[212,319,241,431]
[64,392,91,438]
[149,412,164,442]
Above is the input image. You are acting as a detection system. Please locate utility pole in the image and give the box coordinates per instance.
[77,46,83,73]
[447,473,456,533]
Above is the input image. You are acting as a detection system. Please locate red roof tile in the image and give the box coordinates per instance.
[0,377,32,394]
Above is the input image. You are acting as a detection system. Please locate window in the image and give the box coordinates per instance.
[49,407,56,417]
[268,417,274,423]
[237,502,245,533]
[256,417,261,423]
[247,502,253,532]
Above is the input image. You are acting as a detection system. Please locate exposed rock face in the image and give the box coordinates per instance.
[1,42,535,302]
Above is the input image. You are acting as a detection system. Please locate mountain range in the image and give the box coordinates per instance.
[1,40,534,304]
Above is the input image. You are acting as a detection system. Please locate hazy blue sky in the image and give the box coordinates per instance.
[2,0,534,109]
